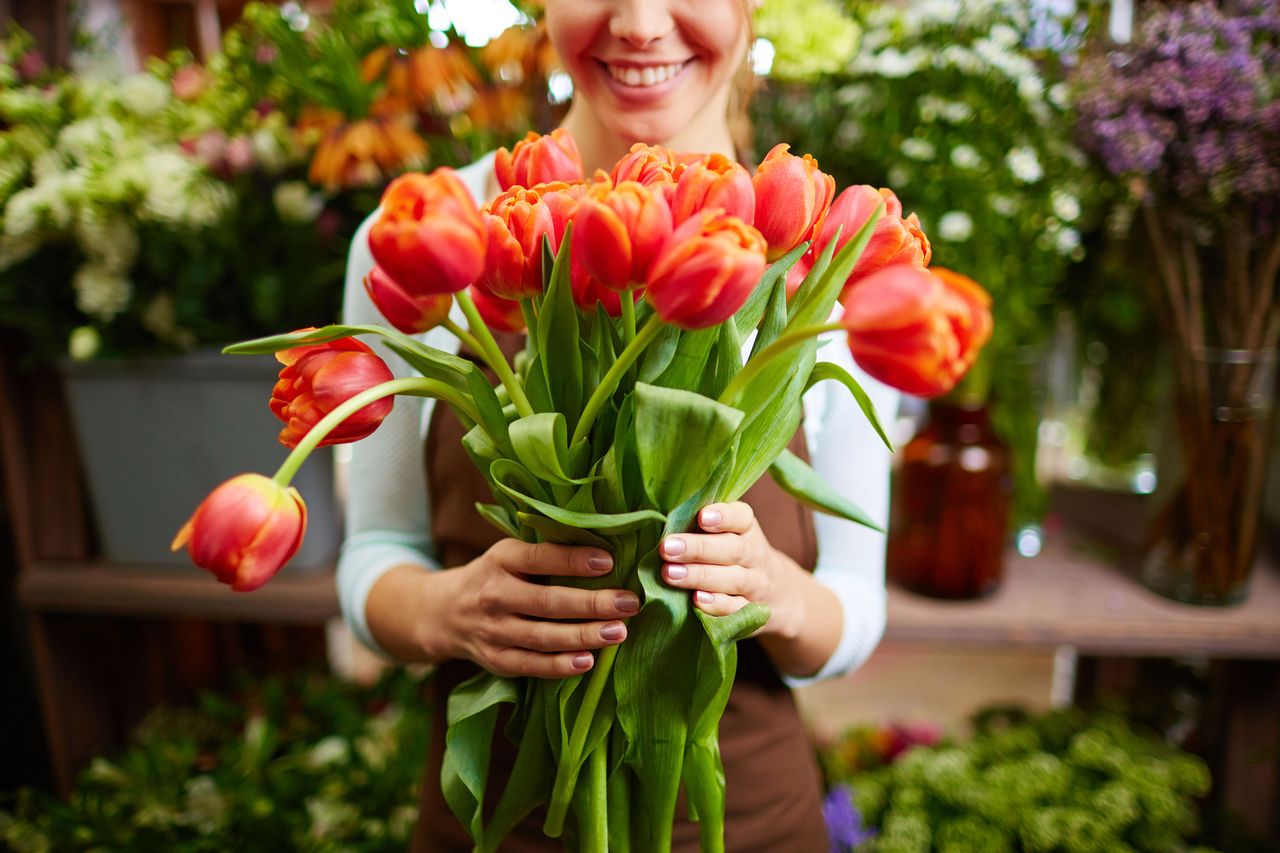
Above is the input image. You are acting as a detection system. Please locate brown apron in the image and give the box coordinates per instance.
[411,333,828,852]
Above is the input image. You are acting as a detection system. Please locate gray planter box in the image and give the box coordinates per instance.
[59,351,340,570]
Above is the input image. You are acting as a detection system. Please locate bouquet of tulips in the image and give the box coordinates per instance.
[172,129,992,851]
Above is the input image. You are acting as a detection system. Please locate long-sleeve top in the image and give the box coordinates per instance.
[336,151,899,686]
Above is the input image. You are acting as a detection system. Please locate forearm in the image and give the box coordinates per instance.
[364,563,463,665]
[757,554,844,679]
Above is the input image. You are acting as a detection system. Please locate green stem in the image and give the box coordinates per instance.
[570,313,664,447]
[543,643,620,837]
[519,300,539,359]
[581,742,608,853]
[718,321,845,407]
[271,377,471,486]
[441,318,482,358]
[620,292,637,347]
[456,289,534,419]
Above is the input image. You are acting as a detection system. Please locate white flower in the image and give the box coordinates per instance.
[938,210,974,242]
[950,145,982,169]
[835,119,863,147]
[990,23,1020,47]
[58,117,125,162]
[68,326,101,361]
[1053,226,1082,256]
[306,736,350,768]
[1017,75,1044,103]
[1051,190,1081,223]
[871,48,924,78]
[941,100,973,123]
[251,128,288,173]
[273,181,323,224]
[900,137,936,161]
[75,211,138,271]
[117,74,170,117]
[937,45,981,74]
[836,83,874,106]
[989,193,1018,216]
[3,187,42,237]
[74,262,131,320]
[181,777,227,835]
[1048,82,1070,110]
[887,166,912,188]
[1006,146,1043,183]
[915,0,962,24]
[141,293,178,339]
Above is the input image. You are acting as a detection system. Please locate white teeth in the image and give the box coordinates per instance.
[607,62,685,87]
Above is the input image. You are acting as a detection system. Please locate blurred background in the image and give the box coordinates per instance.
[0,0,1277,850]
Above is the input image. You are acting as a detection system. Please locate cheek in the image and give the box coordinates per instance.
[544,3,603,73]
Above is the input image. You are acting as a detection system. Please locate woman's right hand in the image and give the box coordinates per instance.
[429,538,640,678]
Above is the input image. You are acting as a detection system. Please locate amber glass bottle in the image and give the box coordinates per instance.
[888,402,1012,599]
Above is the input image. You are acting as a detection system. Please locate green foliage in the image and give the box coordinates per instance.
[0,669,432,852]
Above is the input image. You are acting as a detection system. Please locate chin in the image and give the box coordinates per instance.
[603,112,689,148]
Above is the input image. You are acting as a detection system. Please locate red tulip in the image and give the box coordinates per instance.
[494,128,584,192]
[609,142,681,194]
[368,168,485,296]
[271,335,396,448]
[840,265,993,398]
[574,179,673,292]
[478,181,582,299]
[363,264,452,334]
[171,473,307,591]
[570,254,637,316]
[669,152,755,225]
[752,143,835,261]
[470,284,525,332]
[645,210,767,330]
[786,186,930,299]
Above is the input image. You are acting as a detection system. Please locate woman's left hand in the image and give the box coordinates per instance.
[659,501,805,638]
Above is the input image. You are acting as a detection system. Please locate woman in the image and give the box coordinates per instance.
[339,1,898,848]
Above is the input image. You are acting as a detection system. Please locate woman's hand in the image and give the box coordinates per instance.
[428,538,640,679]
[659,502,807,639]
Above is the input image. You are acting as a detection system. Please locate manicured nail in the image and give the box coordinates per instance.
[666,564,688,581]
[700,508,722,528]
[615,592,640,613]
[572,653,594,670]
[601,622,625,641]
[587,553,613,572]
[662,537,685,557]
[695,590,713,604]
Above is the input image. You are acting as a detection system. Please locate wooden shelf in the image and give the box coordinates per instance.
[18,561,339,624]
[886,537,1280,658]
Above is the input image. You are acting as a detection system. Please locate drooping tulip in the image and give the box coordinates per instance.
[495,128,585,191]
[363,264,452,334]
[669,152,755,225]
[645,210,767,330]
[478,181,582,299]
[270,336,396,448]
[368,168,486,296]
[171,473,307,592]
[751,143,835,261]
[841,265,992,398]
[574,179,673,292]
[470,284,526,333]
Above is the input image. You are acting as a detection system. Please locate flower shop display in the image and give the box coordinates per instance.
[173,131,993,850]
[1074,0,1280,605]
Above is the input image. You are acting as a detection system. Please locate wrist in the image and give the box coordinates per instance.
[762,554,808,641]
[413,565,466,664]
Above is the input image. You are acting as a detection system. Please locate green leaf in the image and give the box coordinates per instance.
[221,323,375,354]
[480,695,554,853]
[653,326,718,389]
[702,320,742,400]
[769,448,882,531]
[638,324,681,383]
[475,503,521,539]
[633,382,745,512]
[733,242,807,339]
[509,412,595,485]
[523,352,554,413]
[537,228,583,427]
[806,361,893,451]
[749,263,791,360]
[491,459,666,533]
[441,673,519,845]
[516,513,611,549]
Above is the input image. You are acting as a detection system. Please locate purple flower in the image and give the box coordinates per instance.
[823,785,876,852]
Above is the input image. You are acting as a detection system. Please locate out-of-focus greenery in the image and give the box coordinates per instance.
[829,706,1215,853]
[0,669,431,853]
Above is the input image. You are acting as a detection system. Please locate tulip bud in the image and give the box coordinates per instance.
[363,264,452,334]
[752,143,835,261]
[841,265,992,398]
[270,336,396,448]
[172,473,307,591]
[669,152,755,225]
[470,284,526,332]
[494,128,584,191]
[645,210,767,330]
[570,254,636,316]
[574,179,673,292]
[478,181,582,299]
[368,168,486,296]
[609,142,681,192]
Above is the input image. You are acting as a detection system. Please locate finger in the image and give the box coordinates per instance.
[486,647,595,679]
[498,616,628,652]
[698,501,755,533]
[693,590,750,617]
[508,581,641,620]
[495,538,613,578]
[663,562,755,597]
[660,530,745,565]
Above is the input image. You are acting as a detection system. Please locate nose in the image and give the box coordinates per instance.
[609,0,675,49]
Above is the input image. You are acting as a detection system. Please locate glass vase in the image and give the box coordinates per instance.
[1142,347,1276,605]
[888,401,1013,599]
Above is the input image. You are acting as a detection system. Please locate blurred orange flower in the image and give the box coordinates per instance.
[307,116,427,190]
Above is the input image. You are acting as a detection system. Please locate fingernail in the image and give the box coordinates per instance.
[695,590,713,604]
[615,592,640,613]
[572,653,594,670]
[700,508,722,528]
[666,564,688,581]
[587,553,613,572]
[601,622,625,641]
[662,537,685,557]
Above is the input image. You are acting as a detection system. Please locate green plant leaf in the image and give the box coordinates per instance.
[638,324,681,382]
[221,323,376,354]
[734,242,807,339]
[475,503,521,539]
[509,412,595,485]
[771,448,881,530]
[653,326,718,389]
[806,361,893,451]
[537,229,583,427]
[516,513,611,549]
[491,459,666,532]
[749,262,791,360]
[479,694,553,853]
[441,673,519,846]
[633,382,745,512]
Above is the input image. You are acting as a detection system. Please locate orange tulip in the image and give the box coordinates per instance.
[786,186,930,299]
[669,152,755,225]
[570,254,637,316]
[479,181,582,299]
[574,179,673,292]
[369,169,486,296]
[840,265,992,398]
[609,142,682,193]
[171,473,307,592]
[307,117,427,191]
[751,143,835,261]
[495,129,584,192]
[470,284,526,332]
[645,210,767,330]
[270,336,396,448]
[363,264,452,334]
